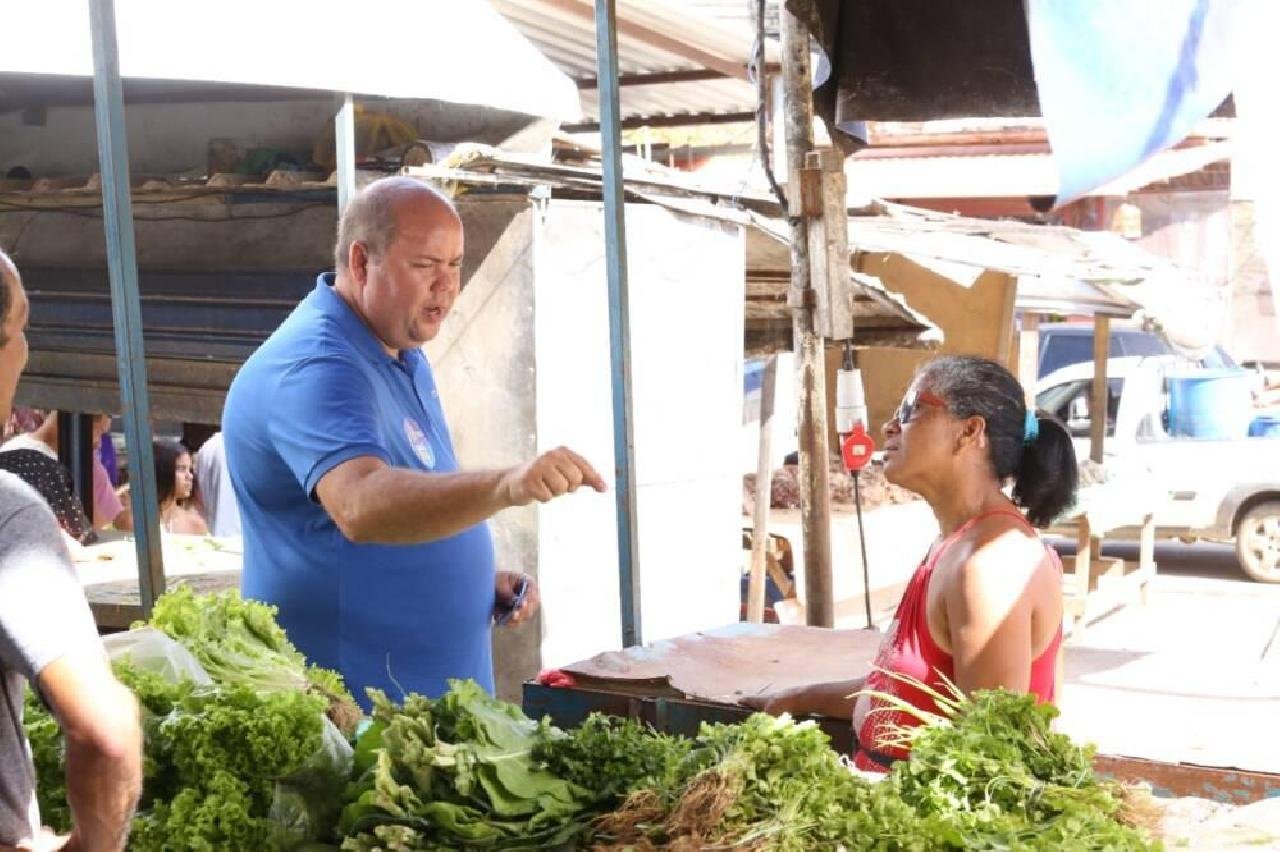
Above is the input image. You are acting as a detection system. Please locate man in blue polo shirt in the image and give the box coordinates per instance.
[223,177,605,706]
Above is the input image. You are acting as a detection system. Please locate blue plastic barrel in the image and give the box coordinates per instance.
[1249,414,1280,438]
[1166,369,1255,439]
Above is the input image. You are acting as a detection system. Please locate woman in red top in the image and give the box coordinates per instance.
[745,355,1078,771]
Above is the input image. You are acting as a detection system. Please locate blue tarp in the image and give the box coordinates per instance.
[1027,0,1243,206]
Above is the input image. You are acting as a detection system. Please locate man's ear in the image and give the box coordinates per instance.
[349,241,370,286]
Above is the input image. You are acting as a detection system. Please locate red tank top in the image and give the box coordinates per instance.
[853,508,1063,772]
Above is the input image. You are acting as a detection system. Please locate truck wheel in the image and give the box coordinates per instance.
[1236,502,1280,583]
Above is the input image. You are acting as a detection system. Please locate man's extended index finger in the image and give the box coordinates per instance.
[565,448,608,492]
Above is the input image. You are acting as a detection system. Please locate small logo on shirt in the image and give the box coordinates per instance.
[403,417,435,469]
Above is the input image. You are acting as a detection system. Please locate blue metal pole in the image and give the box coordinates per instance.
[88,0,166,614]
[594,0,642,648]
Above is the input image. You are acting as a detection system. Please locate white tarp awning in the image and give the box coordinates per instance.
[0,1,581,121]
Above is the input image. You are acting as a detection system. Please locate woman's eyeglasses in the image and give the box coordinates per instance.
[894,389,947,424]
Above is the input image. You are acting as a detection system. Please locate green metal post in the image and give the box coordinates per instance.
[88,0,166,613]
[594,0,642,648]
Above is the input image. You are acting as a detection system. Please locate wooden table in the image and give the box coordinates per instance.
[525,623,1280,803]
[76,533,243,628]
[1051,507,1157,640]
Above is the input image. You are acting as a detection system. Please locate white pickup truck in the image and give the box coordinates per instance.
[1035,357,1280,583]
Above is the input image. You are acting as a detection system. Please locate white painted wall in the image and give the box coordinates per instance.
[534,201,745,666]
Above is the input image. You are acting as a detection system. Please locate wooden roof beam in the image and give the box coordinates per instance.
[575,69,730,89]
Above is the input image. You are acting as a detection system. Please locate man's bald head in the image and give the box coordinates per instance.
[334,177,459,273]
[0,250,16,347]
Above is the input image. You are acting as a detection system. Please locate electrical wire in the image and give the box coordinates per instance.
[756,0,788,211]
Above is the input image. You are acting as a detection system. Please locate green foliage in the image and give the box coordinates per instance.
[532,712,694,806]
[881,689,1157,851]
[26,590,350,850]
[128,770,279,852]
[338,681,592,850]
[23,689,70,833]
[144,585,360,735]
[597,687,1160,851]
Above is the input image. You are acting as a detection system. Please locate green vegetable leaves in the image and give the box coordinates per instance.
[339,682,591,850]
[144,586,361,736]
[591,689,1158,851]
[533,713,693,806]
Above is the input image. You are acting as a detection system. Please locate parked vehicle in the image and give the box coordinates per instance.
[1036,356,1280,583]
[1036,321,1236,380]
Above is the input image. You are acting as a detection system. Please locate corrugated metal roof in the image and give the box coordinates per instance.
[492,0,771,126]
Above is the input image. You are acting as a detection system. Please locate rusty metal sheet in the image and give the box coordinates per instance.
[560,622,883,705]
[1095,754,1280,806]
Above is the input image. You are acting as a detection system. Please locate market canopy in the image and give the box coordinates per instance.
[0,0,581,121]
[844,202,1224,356]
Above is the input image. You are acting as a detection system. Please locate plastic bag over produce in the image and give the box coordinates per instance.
[99,623,355,849]
[103,626,212,685]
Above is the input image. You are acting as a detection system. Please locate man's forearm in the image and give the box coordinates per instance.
[335,466,511,545]
[63,721,141,851]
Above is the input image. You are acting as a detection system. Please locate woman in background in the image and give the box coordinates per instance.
[154,440,209,535]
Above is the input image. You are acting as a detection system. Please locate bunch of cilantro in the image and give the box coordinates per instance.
[339,681,592,851]
[146,585,361,736]
[531,712,695,806]
[592,712,893,850]
[590,687,1158,851]
[879,688,1158,850]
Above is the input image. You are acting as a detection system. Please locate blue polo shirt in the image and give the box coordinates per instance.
[223,273,496,707]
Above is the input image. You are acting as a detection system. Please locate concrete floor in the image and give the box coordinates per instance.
[1052,539,1280,774]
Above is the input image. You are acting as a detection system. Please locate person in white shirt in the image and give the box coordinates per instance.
[194,432,241,538]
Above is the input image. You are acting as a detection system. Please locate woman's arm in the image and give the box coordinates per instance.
[740,677,867,719]
[942,533,1044,694]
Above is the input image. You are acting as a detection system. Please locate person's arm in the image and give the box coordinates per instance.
[37,653,141,852]
[109,488,132,532]
[0,496,141,851]
[315,446,606,545]
[740,677,866,719]
[90,461,122,532]
[942,533,1042,694]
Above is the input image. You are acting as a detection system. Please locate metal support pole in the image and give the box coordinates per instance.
[56,412,95,519]
[747,355,779,623]
[595,0,643,648]
[88,0,165,612]
[335,93,357,212]
[780,7,834,628]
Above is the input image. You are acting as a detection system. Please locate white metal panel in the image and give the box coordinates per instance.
[3,0,581,120]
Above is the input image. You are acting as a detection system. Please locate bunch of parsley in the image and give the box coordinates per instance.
[532,713,695,806]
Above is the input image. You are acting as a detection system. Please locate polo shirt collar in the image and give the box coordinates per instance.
[314,272,410,368]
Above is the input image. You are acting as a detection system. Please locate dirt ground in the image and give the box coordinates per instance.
[742,457,920,516]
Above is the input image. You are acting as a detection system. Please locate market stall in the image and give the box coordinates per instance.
[24,586,1279,849]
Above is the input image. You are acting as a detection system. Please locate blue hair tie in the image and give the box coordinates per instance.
[1024,409,1040,444]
